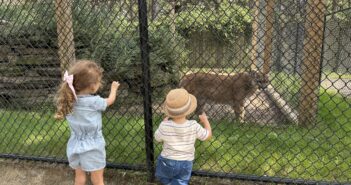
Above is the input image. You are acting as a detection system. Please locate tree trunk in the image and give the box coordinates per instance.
[298,0,325,125]
[293,22,300,74]
[54,0,76,71]
[333,25,343,72]
[273,4,283,73]
[250,0,261,70]
[262,0,275,74]
[331,0,342,72]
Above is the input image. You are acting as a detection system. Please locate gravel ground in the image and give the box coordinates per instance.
[0,159,273,185]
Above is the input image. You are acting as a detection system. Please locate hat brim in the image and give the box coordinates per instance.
[164,94,197,118]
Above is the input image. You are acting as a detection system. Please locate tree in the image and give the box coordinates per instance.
[298,0,326,125]
[262,0,275,74]
[250,0,261,71]
[55,0,76,71]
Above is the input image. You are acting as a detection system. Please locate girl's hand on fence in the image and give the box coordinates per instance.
[163,117,169,121]
[111,81,120,92]
[106,81,120,106]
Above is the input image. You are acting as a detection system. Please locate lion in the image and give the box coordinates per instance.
[179,71,269,122]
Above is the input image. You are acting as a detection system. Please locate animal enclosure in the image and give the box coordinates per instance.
[0,0,350,184]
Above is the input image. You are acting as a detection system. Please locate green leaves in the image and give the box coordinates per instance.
[175,3,252,42]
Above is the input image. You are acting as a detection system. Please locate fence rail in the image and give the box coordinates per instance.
[0,0,350,184]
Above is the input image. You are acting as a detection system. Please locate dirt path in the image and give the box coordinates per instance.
[321,78,351,98]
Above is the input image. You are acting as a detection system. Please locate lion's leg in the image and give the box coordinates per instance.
[233,103,245,123]
[239,106,245,122]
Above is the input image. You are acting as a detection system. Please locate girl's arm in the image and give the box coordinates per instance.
[106,81,120,106]
[199,112,212,140]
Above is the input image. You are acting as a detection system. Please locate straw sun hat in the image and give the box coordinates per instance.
[164,88,197,118]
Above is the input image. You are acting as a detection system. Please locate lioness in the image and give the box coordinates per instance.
[179,71,269,122]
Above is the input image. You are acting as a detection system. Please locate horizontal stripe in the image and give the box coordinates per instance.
[200,130,208,140]
[165,142,195,146]
[165,95,191,115]
[159,132,197,137]
[161,121,196,128]
[155,120,207,160]
[164,147,193,154]
[158,128,197,136]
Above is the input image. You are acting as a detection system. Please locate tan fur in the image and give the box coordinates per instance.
[179,71,268,122]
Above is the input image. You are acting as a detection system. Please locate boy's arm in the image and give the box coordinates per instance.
[154,125,163,142]
[106,81,120,106]
[154,118,168,142]
[199,112,212,140]
[154,128,162,142]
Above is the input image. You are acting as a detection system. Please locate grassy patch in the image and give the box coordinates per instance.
[0,91,350,182]
[0,110,147,165]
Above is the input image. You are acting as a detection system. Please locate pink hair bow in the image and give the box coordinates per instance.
[63,71,77,100]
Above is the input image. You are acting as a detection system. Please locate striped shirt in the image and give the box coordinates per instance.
[154,120,209,161]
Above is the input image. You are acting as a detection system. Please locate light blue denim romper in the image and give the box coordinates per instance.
[66,95,107,172]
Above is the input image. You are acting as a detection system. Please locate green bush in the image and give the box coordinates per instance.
[174,2,252,43]
[72,9,185,98]
[0,1,185,100]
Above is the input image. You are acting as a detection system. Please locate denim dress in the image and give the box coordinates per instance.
[66,95,107,172]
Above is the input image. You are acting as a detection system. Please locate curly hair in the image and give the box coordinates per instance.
[54,60,103,120]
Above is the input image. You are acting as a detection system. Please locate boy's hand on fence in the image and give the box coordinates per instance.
[199,112,212,140]
[199,112,209,125]
[111,81,120,92]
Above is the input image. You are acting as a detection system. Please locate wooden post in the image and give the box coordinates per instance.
[55,0,76,71]
[262,0,275,74]
[250,0,260,70]
[298,0,325,125]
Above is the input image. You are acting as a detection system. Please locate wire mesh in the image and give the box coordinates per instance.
[0,0,350,184]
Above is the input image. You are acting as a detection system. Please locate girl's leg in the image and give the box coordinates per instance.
[90,168,104,185]
[74,168,87,185]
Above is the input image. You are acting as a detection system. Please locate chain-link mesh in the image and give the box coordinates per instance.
[0,0,350,184]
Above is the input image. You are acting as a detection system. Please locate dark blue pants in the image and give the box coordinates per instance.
[155,155,193,185]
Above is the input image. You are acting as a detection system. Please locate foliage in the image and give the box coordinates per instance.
[174,2,252,43]
[86,25,183,97]
[325,0,351,23]
[71,3,185,96]
[0,2,57,47]
[0,1,185,98]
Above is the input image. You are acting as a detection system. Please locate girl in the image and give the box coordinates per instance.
[154,88,212,185]
[55,60,120,185]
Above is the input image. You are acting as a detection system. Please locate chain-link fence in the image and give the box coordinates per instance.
[0,0,350,184]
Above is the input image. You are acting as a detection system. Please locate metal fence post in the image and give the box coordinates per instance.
[137,0,155,182]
